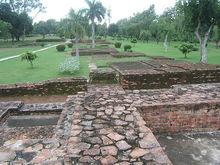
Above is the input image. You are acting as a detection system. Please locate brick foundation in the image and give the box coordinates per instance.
[89,68,117,84]
[111,60,220,90]
[0,77,87,96]
[138,101,220,133]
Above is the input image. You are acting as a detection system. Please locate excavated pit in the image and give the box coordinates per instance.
[0,102,64,146]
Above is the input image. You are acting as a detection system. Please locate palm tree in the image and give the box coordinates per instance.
[84,0,106,48]
[69,9,86,57]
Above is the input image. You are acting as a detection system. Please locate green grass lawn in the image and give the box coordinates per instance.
[115,40,220,64]
[0,47,92,84]
[0,40,219,85]
[0,46,43,59]
[0,36,64,59]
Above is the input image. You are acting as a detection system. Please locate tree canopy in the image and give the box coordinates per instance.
[84,0,106,48]
[181,0,220,63]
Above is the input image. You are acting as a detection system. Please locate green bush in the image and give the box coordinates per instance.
[127,49,133,52]
[179,43,199,58]
[192,46,199,51]
[21,52,38,68]
[67,43,73,48]
[114,42,122,48]
[56,44,66,52]
[36,38,65,42]
[131,38,137,46]
[96,36,102,39]
[124,45,132,52]
[40,43,45,47]
[117,36,123,41]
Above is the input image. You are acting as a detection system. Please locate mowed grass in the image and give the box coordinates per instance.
[0,40,219,84]
[0,46,42,59]
[115,40,220,64]
[0,36,63,59]
[0,47,91,84]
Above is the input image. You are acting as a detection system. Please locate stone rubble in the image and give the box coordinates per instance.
[0,83,219,164]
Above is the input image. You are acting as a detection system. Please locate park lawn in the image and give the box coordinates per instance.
[114,40,220,64]
[0,41,219,85]
[0,35,64,59]
[0,46,42,59]
[0,47,91,84]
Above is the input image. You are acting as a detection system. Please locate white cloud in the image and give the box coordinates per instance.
[33,0,176,23]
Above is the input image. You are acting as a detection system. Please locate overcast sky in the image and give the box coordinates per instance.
[33,0,177,23]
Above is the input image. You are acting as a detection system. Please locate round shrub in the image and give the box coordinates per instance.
[124,45,132,52]
[178,43,194,58]
[96,36,102,39]
[192,46,199,51]
[40,43,45,47]
[117,36,123,41]
[68,43,73,48]
[114,42,122,48]
[127,49,133,52]
[131,38,137,46]
[56,44,66,52]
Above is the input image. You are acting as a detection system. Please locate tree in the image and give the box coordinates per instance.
[34,21,47,38]
[34,19,58,38]
[108,24,119,36]
[0,3,33,41]
[21,52,38,68]
[212,25,220,48]
[1,0,44,14]
[0,0,44,41]
[84,0,106,48]
[139,30,151,43]
[0,20,12,40]
[181,0,220,63]
[19,12,33,41]
[107,8,111,26]
[45,19,58,34]
[179,43,193,58]
[149,20,163,44]
[66,9,86,57]
[96,23,107,37]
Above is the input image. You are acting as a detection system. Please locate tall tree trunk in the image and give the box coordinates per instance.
[200,40,207,63]
[91,20,95,48]
[195,21,213,64]
[163,33,168,52]
[75,38,79,58]
[216,41,219,49]
[22,27,26,41]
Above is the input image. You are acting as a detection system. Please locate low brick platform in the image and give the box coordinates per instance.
[111,60,220,90]
[145,55,175,61]
[111,52,146,58]
[0,83,220,164]
[0,77,87,96]
[89,68,118,84]
[71,48,118,56]
[79,39,112,45]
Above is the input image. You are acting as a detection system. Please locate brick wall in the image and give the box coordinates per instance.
[118,68,220,90]
[89,68,117,84]
[0,77,87,96]
[138,101,220,133]
[112,61,220,90]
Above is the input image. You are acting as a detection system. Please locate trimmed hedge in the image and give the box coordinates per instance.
[56,44,66,52]
[36,38,65,42]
